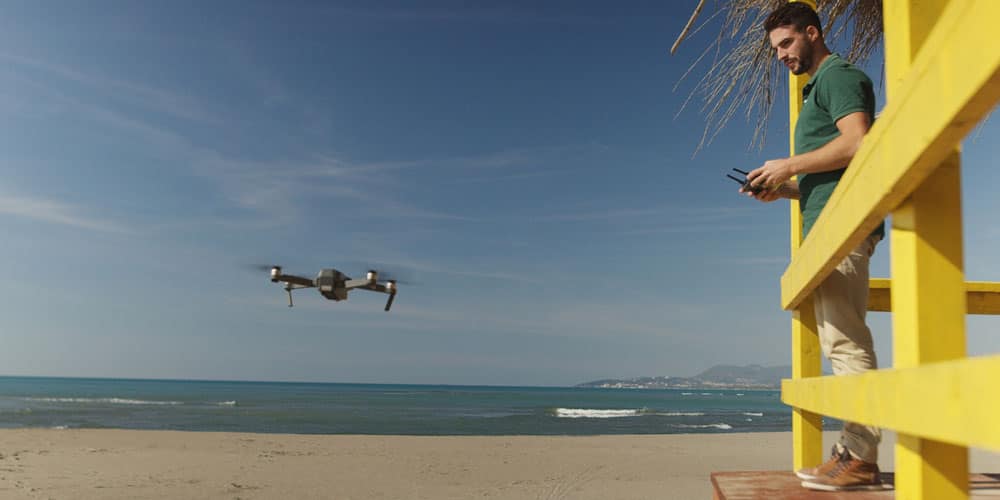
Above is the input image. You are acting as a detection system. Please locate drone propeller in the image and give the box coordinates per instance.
[245,264,316,288]
[346,261,417,285]
[369,271,413,285]
[245,263,309,276]
[244,264,277,272]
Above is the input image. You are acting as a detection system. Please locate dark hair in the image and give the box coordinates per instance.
[763,3,823,37]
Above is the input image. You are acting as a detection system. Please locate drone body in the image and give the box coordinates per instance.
[267,266,397,311]
[316,269,350,301]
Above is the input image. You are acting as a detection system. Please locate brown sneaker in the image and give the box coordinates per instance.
[794,445,841,481]
[801,447,887,491]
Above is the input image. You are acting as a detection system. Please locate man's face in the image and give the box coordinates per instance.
[769,25,813,75]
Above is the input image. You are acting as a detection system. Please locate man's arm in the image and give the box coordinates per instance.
[776,180,800,200]
[745,179,799,202]
[744,111,872,191]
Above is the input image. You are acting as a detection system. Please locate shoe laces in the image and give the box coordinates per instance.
[825,447,855,477]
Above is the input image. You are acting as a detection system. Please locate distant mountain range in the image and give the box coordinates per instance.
[576,364,792,390]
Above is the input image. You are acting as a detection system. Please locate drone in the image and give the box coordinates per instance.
[262,266,398,311]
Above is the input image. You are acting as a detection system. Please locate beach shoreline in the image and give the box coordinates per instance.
[1,429,997,499]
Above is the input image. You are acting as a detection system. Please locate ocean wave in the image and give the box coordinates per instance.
[24,397,183,406]
[554,408,640,418]
[743,412,763,417]
[217,401,238,406]
[673,423,733,430]
[553,408,708,418]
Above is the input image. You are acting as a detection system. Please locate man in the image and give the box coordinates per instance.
[740,2,885,492]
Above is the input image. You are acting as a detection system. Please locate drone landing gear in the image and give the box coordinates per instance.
[286,287,294,307]
[384,292,396,312]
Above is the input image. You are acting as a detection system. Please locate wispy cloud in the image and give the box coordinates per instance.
[0,52,220,124]
[2,69,191,151]
[190,144,605,226]
[192,154,477,225]
[0,53,596,229]
[1,80,475,228]
[326,144,601,177]
[0,191,127,233]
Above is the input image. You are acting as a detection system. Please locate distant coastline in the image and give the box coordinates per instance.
[575,364,791,390]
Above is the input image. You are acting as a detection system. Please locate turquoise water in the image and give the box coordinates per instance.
[0,376,790,435]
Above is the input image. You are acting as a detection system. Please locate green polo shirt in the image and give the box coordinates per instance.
[794,54,884,240]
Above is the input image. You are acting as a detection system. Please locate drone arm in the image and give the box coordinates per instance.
[343,279,397,311]
[277,275,313,308]
[274,274,315,288]
[343,278,372,290]
[346,280,394,292]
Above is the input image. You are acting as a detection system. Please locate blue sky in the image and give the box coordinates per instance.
[1,1,997,386]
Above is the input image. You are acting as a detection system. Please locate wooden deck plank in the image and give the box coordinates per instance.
[711,471,1000,499]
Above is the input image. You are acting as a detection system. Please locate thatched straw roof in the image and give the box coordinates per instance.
[671,0,883,151]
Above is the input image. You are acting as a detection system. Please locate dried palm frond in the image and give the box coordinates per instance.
[672,0,883,152]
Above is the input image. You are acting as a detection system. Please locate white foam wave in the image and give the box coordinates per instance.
[52,425,69,430]
[743,412,763,417]
[217,401,238,406]
[555,408,640,418]
[653,412,705,417]
[681,392,693,396]
[25,397,183,406]
[674,423,733,430]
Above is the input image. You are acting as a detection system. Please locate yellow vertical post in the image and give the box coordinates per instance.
[884,0,969,498]
[787,0,822,472]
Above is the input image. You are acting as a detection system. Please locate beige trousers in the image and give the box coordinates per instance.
[812,233,882,463]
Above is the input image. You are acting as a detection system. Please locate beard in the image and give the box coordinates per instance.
[791,44,814,75]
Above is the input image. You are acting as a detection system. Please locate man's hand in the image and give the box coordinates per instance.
[746,158,796,192]
[739,183,782,202]
[739,178,800,202]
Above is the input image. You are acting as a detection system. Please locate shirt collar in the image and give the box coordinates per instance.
[802,53,841,97]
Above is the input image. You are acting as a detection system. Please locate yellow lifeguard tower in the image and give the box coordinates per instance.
[712,0,1000,498]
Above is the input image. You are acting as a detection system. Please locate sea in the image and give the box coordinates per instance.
[0,376,795,435]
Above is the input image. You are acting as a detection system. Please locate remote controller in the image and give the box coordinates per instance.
[726,168,765,195]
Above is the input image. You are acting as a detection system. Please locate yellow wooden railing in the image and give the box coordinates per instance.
[781,0,1000,498]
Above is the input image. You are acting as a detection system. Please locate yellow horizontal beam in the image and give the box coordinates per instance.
[867,279,1000,315]
[780,0,1000,310]
[781,354,1000,452]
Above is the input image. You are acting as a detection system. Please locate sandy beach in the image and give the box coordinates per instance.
[0,429,995,499]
